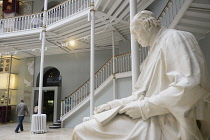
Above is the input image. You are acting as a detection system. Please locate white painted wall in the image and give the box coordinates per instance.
[199,32,210,82]
[119,40,131,55]
[32,0,63,13]
[64,76,132,128]
[34,50,113,100]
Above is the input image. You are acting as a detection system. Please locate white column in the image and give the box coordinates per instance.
[112,31,116,99]
[38,0,48,115]
[90,0,95,116]
[130,0,140,92]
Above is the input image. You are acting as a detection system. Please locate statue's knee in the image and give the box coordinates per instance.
[73,123,84,133]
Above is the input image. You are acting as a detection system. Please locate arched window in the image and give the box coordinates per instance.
[43,68,61,87]
[36,67,62,87]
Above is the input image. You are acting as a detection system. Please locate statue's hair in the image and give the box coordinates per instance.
[131,10,160,31]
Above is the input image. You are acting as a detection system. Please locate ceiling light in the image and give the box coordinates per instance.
[69,40,75,46]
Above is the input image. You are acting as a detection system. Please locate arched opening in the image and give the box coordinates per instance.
[36,67,62,87]
[43,68,62,87]
[35,67,62,122]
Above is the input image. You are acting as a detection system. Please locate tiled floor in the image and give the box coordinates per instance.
[0,122,73,140]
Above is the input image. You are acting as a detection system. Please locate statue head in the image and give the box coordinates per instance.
[130,10,160,47]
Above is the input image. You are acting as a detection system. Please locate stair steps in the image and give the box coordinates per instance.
[49,121,61,129]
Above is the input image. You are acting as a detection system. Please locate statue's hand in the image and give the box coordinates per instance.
[119,101,142,119]
[94,103,111,114]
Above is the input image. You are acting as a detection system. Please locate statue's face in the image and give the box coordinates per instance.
[130,20,150,47]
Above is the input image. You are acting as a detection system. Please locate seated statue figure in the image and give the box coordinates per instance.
[72,10,210,140]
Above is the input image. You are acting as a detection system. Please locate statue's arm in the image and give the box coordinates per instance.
[139,31,207,120]
[95,88,145,114]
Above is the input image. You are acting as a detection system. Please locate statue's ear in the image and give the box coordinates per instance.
[142,19,151,31]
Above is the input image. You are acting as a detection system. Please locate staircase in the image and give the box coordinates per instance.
[49,120,61,129]
[158,0,210,41]
[60,48,149,123]
[175,0,210,40]
[60,53,132,120]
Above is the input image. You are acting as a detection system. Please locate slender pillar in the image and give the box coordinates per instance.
[130,0,140,91]
[90,0,95,116]
[112,31,116,99]
[38,0,48,115]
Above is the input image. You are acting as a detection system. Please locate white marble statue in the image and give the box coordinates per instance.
[72,10,210,140]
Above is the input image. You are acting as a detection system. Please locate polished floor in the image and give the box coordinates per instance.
[0,122,73,140]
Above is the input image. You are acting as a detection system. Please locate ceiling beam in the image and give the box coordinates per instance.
[102,0,111,12]
[109,25,127,41]
[96,11,129,26]
[95,0,103,10]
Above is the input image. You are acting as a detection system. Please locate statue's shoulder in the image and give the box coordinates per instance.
[164,28,193,39]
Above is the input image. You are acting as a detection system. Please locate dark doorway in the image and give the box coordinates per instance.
[35,67,61,122]
[43,90,54,122]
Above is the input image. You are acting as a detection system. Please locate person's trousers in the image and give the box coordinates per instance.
[15,116,25,132]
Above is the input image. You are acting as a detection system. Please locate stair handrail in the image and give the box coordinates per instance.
[157,0,172,20]
[157,0,186,27]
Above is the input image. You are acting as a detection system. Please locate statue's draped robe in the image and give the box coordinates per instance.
[72,28,210,140]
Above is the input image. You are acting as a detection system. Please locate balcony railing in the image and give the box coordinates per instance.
[47,0,90,25]
[0,0,90,34]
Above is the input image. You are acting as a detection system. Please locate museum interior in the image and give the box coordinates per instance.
[0,0,210,138]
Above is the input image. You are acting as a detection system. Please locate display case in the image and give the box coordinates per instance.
[0,56,18,123]
[0,56,18,106]
[2,0,19,14]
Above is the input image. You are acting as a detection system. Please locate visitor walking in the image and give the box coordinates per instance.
[15,99,29,133]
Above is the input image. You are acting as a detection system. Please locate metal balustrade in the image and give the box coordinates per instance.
[61,48,148,117]
[0,12,44,33]
[158,0,186,27]
[47,0,90,25]
[0,0,90,34]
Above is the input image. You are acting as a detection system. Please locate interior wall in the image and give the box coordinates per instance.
[119,40,131,55]
[34,50,113,100]
[32,0,64,13]
[199,32,210,82]
[64,76,132,128]
[10,57,34,122]
[19,1,33,16]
